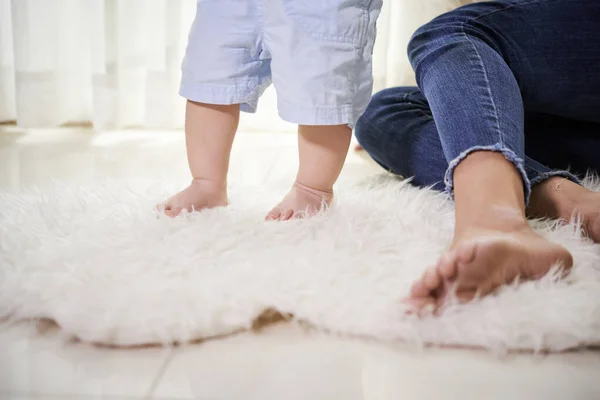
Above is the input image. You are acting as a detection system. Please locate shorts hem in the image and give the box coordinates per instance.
[179,77,260,113]
[277,97,356,127]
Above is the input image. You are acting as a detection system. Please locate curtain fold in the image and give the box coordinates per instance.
[0,0,474,131]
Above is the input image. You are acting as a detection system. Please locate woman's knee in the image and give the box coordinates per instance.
[407,17,463,80]
[355,87,435,178]
[407,4,503,81]
[354,87,417,149]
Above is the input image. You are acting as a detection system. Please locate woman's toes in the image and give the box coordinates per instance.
[455,242,477,264]
[409,277,429,299]
[423,267,442,291]
[410,266,440,299]
[438,252,458,279]
[455,288,478,303]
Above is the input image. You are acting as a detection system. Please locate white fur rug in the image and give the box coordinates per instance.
[1,177,599,352]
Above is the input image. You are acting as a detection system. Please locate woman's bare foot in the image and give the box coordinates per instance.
[159,178,227,217]
[529,177,600,242]
[265,182,333,221]
[408,220,573,309]
[406,152,574,311]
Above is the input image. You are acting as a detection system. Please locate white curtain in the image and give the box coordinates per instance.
[0,0,473,132]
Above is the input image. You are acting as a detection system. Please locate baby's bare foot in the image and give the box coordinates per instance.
[158,178,227,217]
[266,182,333,221]
[407,223,573,310]
[529,177,600,243]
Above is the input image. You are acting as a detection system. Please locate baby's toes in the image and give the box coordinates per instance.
[279,209,294,221]
[403,296,436,315]
[265,209,282,221]
[164,205,183,218]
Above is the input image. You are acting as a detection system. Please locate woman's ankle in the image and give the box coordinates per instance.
[452,151,530,234]
[528,177,588,220]
[454,152,525,211]
[454,152,526,202]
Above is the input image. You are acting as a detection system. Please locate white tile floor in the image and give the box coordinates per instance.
[0,126,599,400]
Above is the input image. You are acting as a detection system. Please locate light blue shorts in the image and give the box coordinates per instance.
[180,0,382,127]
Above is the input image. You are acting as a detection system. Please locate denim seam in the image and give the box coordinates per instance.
[460,24,503,147]
[444,144,532,204]
[410,1,556,88]
[462,2,556,93]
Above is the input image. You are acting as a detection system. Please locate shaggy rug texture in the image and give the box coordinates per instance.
[1,176,599,352]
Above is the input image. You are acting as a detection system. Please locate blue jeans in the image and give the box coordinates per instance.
[355,0,600,201]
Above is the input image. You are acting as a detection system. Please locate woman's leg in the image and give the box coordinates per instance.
[357,87,600,242]
[525,113,600,241]
[402,0,600,308]
[354,87,447,192]
[355,89,591,191]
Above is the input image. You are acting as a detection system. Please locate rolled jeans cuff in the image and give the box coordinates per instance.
[529,170,581,188]
[444,144,531,204]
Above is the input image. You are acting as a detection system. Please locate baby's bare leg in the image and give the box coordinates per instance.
[266,124,352,220]
[160,101,239,217]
